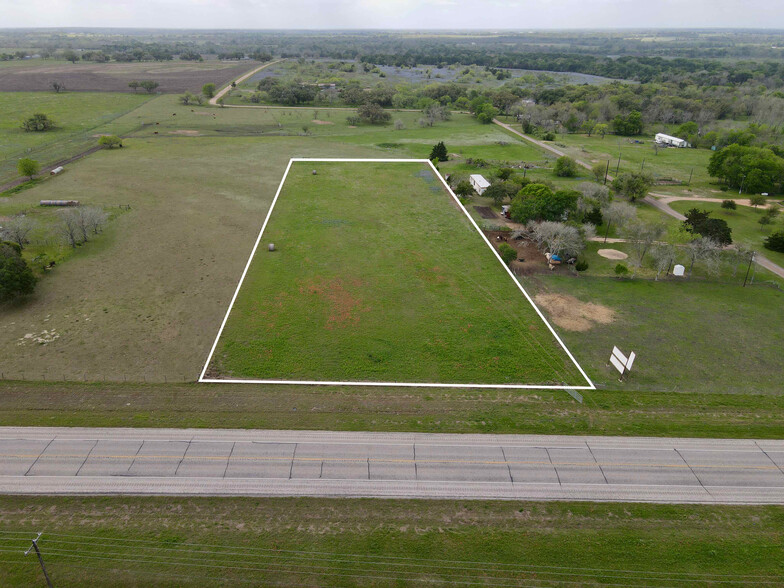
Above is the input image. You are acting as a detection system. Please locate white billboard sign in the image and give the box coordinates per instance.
[609,346,635,376]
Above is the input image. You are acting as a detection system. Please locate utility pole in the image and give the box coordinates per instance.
[640,159,645,172]
[742,251,755,287]
[603,160,610,185]
[687,167,693,186]
[25,533,53,588]
[615,147,621,175]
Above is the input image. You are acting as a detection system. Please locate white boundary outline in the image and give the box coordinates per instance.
[199,158,595,391]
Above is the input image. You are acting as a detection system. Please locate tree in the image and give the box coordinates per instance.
[484,181,517,205]
[98,135,122,149]
[0,243,36,301]
[50,81,65,93]
[429,141,448,162]
[685,237,721,277]
[128,81,140,93]
[217,98,225,108]
[510,185,579,224]
[454,180,473,199]
[707,144,784,192]
[600,201,637,243]
[496,168,514,181]
[0,216,35,249]
[592,162,606,182]
[21,113,55,132]
[650,243,677,280]
[554,156,578,178]
[179,91,195,105]
[139,80,160,94]
[614,263,630,278]
[683,208,733,245]
[524,220,586,258]
[61,50,79,63]
[498,242,517,265]
[356,103,391,124]
[17,158,39,180]
[764,231,784,253]
[623,220,666,270]
[721,199,737,211]
[594,123,609,139]
[749,194,767,208]
[612,110,644,136]
[202,83,216,98]
[57,209,83,248]
[612,172,653,202]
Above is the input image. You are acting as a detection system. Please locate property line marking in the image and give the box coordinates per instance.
[199,158,594,390]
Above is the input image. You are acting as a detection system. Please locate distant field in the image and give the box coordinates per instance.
[207,160,587,387]
[2,497,782,588]
[0,91,151,183]
[0,59,256,93]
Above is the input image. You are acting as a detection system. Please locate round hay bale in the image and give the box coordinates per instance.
[268,243,275,252]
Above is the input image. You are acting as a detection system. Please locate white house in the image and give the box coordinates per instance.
[469,174,490,195]
[655,133,691,148]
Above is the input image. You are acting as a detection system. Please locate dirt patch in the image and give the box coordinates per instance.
[485,231,569,275]
[597,248,628,260]
[312,119,334,125]
[168,130,201,136]
[299,276,370,330]
[534,293,615,332]
[474,206,497,220]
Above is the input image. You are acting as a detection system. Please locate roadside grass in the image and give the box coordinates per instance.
[527,274,784,394]
[1,380,783,438]
[669,199,784,267]
[0,91,151,183]
[1,497,783,587]
[209,160,585,386]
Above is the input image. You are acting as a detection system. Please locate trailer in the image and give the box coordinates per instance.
[655,133,691,148]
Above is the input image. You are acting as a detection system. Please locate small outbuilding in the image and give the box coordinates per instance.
[655,133,691,148]
[469,174,490,195]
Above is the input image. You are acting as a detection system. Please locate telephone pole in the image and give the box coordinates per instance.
[25,533,53,588]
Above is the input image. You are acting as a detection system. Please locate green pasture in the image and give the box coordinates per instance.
[209,160,586,386]
[0,91,151,183]
[3,497,782,588]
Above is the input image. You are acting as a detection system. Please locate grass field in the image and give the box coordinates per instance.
[528,274,784,394]
[670,199,784,267]
[207,160,586,387]
[2,380,783,438]
[0,91,151,182]
[1,497,782,587]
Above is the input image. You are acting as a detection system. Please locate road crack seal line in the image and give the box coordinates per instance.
[23,437,54,477]
[544,447,561,487]
[75,440,99,477]
[586,442,609,485]
[755,441,784,477]
[674,447,714,499]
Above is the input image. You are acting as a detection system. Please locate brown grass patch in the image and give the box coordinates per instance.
[534,293,615,332]
[312,119,334,125]
[299,276,369,330]
[168,130,201,136]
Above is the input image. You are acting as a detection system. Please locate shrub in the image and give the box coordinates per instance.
[17,158,40,180]
[429,141,448,162]
[542,131,556,141]
[21,113,55,132]
[721,199,737,210]
[575,259,589,272]
[498,242,517,265]
[554,156,578,178]
[98,135,122,149]
[764,231,784,253]
[750,194,767,208]
[614,263,629,278]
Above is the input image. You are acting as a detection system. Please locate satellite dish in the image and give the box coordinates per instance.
[673,264,685,277]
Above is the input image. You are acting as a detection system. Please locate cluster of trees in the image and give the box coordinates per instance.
[707,144,784,194]
[128,80,160,94]
[56,207,110,248]
[0,242,36,301]
[683,209,733,245]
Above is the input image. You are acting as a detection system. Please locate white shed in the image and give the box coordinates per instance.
[655,133,691,148]
[469,174,490,195]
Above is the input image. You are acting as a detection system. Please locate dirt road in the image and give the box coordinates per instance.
[209,59,282,106]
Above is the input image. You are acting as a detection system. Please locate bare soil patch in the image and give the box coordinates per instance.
[312,119,334,125]
[0,60,256,93]
[474,206,496,220]
[534,293,615,332]
[168,130,201,136]
[485,231,571,275]
[597,248,628,260]
[299,276,370,330]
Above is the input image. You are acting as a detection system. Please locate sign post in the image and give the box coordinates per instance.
[608,346,635,381]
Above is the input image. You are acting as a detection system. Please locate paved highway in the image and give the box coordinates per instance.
[1,427,783,504]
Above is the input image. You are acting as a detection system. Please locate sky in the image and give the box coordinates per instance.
[2,0,784,30]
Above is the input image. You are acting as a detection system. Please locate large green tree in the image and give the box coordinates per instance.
[17,158,39,180]
[509,184,579,223]
[707,144,784,192]
[612,172,653,202]
[0,243,36,301]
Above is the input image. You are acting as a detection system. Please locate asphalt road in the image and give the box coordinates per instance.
[1,427,783,504]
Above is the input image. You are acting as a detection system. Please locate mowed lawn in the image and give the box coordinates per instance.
[209,161,587,386]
